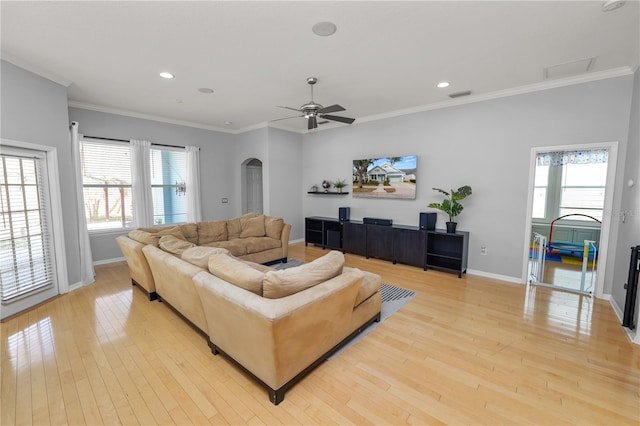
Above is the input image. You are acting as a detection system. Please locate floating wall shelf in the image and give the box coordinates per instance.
[307,192,349,195]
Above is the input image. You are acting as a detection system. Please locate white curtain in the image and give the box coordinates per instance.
[185,145,202,223]
[130,139,153,227]
[70,122,95,286]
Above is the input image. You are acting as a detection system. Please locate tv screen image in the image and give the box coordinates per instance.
[352,155,417,199]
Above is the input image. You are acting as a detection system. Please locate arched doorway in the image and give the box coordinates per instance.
[242,158,263,214]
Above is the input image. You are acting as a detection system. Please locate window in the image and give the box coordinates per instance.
[79,139,189,230]
[79,140,133,231]
[533,149,608,222]
[150,147,187,225]
[0,151,56,303]
[559,162,607,221]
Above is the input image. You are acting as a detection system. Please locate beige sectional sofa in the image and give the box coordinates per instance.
[116,213,291,300]
[140,244,381,405]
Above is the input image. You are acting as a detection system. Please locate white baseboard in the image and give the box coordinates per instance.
[466,269,523,285]
[93,256,125,266]
[609,296,639,344]
[67,281,84,293]
[289,238,305,245]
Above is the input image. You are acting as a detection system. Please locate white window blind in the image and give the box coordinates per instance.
[150,147,187,225]
[79,140,133,231]
[0,152,55,303]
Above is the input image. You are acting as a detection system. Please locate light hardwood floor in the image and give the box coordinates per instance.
[2,242,639,425]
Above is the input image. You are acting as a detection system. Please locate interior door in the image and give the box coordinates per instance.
[0,147,59,319]
[246,164,263,214]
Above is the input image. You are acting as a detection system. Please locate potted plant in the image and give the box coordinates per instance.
[332,179,349,193]
[428,185,472,233]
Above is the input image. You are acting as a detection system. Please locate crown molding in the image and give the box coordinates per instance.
[1,52,72,87]
[69,65,635,137]
[68,101,234,134]
[356,66,636,126]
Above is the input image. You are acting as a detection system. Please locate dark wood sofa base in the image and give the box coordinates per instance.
[209,311,381,405]
[131,279,158,301]
[263,257,288,266]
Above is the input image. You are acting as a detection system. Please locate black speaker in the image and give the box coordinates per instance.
[419,212,437,230]
[363,217,393,226]
[338,207,350,222]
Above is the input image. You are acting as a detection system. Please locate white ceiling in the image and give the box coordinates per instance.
[2,1,639,133]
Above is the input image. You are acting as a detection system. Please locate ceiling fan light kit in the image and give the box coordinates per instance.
[274,77,355,130]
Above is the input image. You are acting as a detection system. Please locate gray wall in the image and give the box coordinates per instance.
[0,60,81,286]
[302,75,635,289]
[611,68,640,317]
[68,107,237,261]
[233,127,304,240]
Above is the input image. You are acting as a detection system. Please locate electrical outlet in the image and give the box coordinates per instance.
[481,246,487,255]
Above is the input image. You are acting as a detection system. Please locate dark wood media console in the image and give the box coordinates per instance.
[305,216,469,278]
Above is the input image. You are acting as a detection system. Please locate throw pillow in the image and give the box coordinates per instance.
[227,212,259,239]
[265,217,285,240]
[159,235,196,256]
[262,250,345,299]
[208,253,265,296]
[182,246,230,268]
[240,215,266,238]
[198,220,228,245]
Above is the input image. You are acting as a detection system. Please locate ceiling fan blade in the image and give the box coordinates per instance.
[318,104,345,114]
[321,114,355,124]
[270,115,303,122]
[308,116,318,130]
[277,105,302,112]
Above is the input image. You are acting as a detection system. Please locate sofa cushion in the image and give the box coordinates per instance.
[159,235,196,256]
[240,214,266,238]
[203,239,247,257]
[182,246,230,268]
[227,212,259,240]
[262,250,345,299]
[179,223,199,244]
[265,217,285,240]
[198,220,228,245]
[208,253,265,295]
[243,236,281,254]
[240,260,273,273]
[128,229,160,246]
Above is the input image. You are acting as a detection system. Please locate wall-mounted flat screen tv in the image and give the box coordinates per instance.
[352,155,417,199]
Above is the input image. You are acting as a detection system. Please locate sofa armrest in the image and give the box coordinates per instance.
[142,245,208,333]
[280,223,291,259]
[193,268,363,390]
[116,235,156,295]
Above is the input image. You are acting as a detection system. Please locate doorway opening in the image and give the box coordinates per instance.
[241,158,263,215]
[523,143,618,297]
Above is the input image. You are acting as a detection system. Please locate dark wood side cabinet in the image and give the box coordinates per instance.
[305,216,343,249]
[342,221,367,257]
[307,217,469,278]
[393,226,427,268]
[425,230,469,278]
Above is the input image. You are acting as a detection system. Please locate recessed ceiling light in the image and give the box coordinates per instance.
[198,88,214,94]
[602,0,625,12]
[159,71,175,79]
[224,121,233,126]
[312,21,337,37]
[437,81,450,88]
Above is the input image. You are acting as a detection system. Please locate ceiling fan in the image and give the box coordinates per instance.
[273,77,355,130]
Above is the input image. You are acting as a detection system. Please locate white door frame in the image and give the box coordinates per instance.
[0,138,69,318]
[521,141,618,298]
